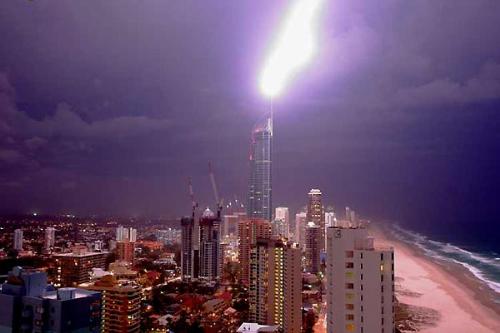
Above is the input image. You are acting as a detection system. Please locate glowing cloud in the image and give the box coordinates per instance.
[259,0,325,98]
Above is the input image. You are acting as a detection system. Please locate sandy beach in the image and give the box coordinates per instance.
[371,225,500,333]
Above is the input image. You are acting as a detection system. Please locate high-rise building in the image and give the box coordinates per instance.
[81,275,141,333]
[13,229,23,251]
[53,248,108,287]
[307,189,325,253]
[326,226,395,333]
[116,241,135,263]
[325,211,336,228]
[129,228,137,242]
[249,238,301,333]
[325,211,336,249]
[45,227,56,251]
[238,219,272,286]
[116,226,137,242]
[199,208,221,281]
[305,222,320,274]
[0,267,101,333]
[271,218,288,238]
[294,212,307,247]
[247,116,273,221]
[181,216,195,280]
[274,207,290,238]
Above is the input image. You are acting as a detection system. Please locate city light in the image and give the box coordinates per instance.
[259,0,325,98]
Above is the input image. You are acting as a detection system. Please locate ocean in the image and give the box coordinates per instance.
[388,223,500,302]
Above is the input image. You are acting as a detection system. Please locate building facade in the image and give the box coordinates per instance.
[81,275,141,333]
[0,267,101,333]
[238,219,272,286]
[53,249,108,287]
[199,208,221,281]
[294,212,307,247]
[181,216,194,280]
[13,229,23,251]
[305,222,320,274]
[326,227,395,333]
[45,227,56,251]
[306,189,325,253]
[249,238,301,333]
[247,116,273,221]
[116,241,135,263]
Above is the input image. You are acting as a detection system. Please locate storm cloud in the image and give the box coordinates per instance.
[0,0,499,243]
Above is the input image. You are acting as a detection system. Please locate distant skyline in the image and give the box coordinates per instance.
[1,1,500,246]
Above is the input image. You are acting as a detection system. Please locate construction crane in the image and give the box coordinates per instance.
[208,161,223,219]
[188,177,198,220]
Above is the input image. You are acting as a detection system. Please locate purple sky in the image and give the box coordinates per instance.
[1,1,499,239]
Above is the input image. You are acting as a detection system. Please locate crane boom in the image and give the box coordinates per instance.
[188,177,198,219]
[208,162,223,216]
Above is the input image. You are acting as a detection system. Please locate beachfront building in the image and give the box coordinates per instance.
[249,238,301,333]
[326,226,395,333]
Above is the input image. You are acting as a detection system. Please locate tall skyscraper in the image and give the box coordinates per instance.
[326,226,395,333]
[238,218,272,286]
[45,227,56,250]
[249,238,301,333]
[307,189,325,253]
[247,116,273,221]
[81,275,141,333]
[305,222,320,274]
[13,229,23,251]
[199,208,221,281]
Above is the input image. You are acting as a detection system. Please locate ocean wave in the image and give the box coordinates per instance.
[391,224,500,295]
[453,260,500,294]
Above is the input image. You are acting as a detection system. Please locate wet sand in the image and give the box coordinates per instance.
[371,225,500,333]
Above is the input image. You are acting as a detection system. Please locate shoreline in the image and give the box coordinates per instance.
[369,223,500,332]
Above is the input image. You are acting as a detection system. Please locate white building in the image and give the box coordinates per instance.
[45,227,56,250]
[13,229,23,251]
[294,212,307,247]
[326,226,394,333]
[116,226,136,242]
[274,207,290,237]
[325,212,336,249]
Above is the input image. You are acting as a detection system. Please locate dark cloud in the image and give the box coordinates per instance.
[0,0,499,243]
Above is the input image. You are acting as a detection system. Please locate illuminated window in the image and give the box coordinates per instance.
[346,323,355,331]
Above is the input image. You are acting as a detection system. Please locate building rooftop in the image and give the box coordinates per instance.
[237,323,280,333]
